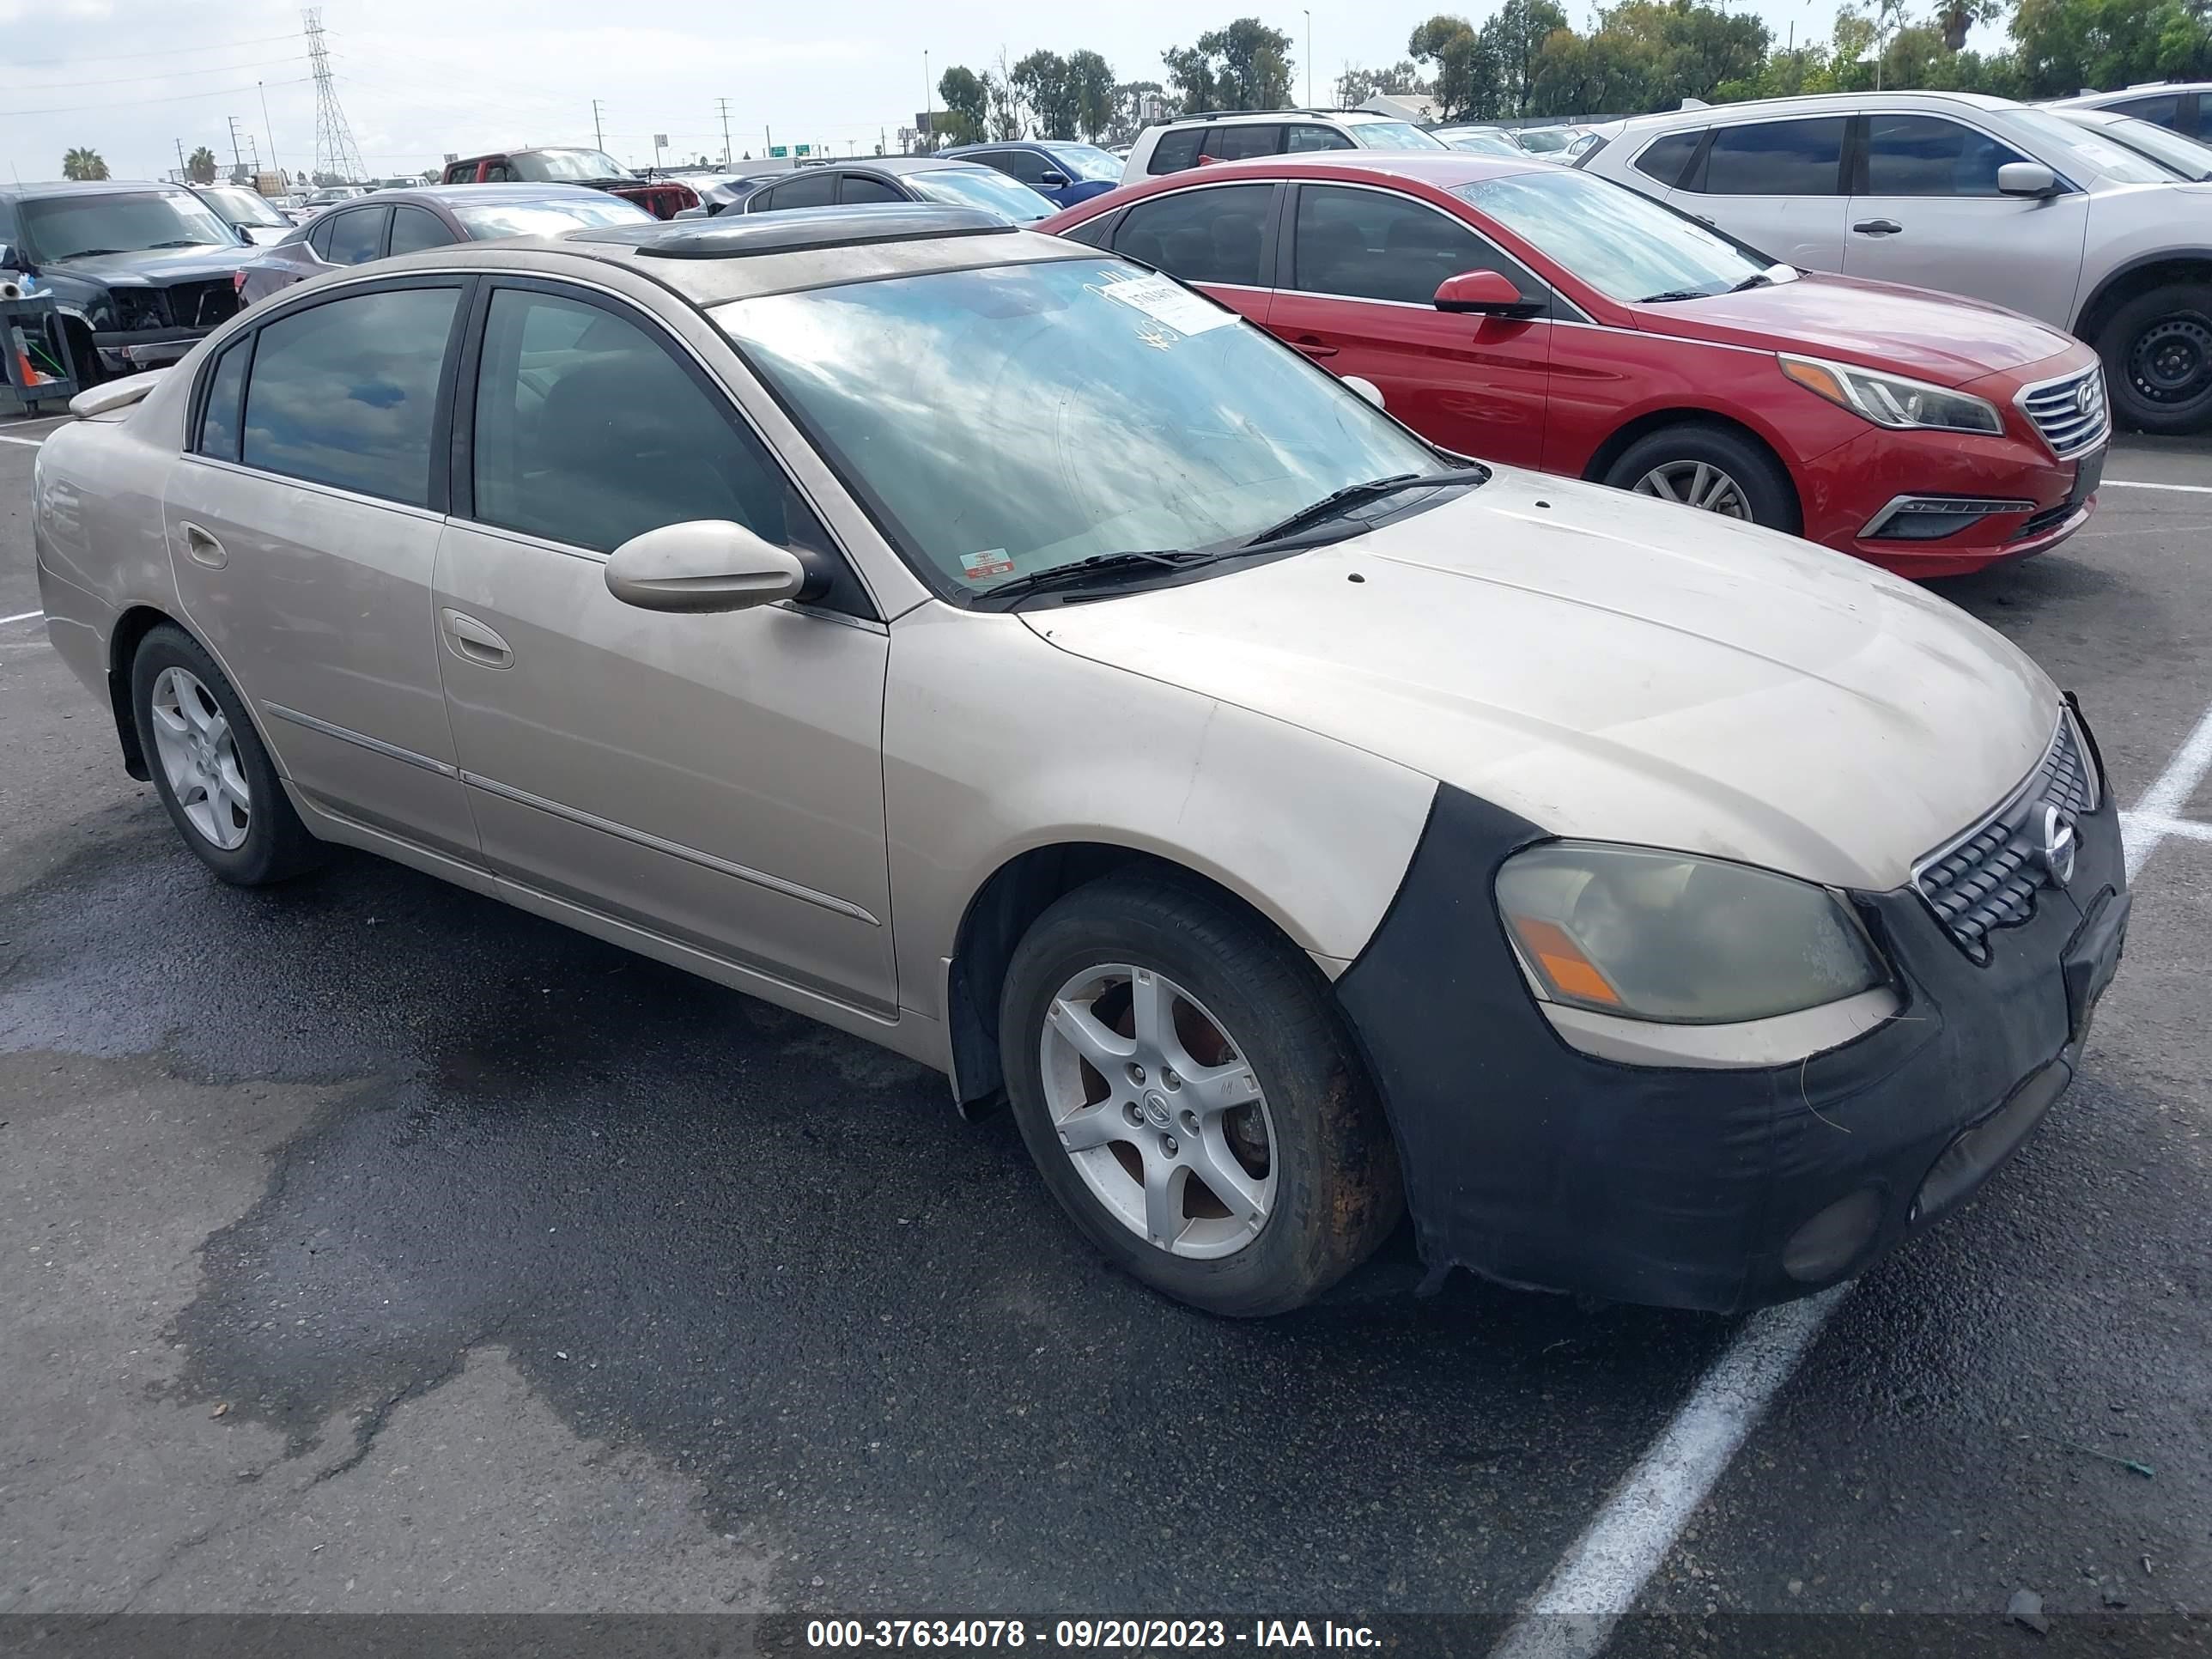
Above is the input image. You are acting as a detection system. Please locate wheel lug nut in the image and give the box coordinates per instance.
[1162,1134,1179,1157]
[1124,1102,1143,1127]
[1127,1062,1146,1085]
[1180,1109,1200,1135]
[1162,1068,1179,1089]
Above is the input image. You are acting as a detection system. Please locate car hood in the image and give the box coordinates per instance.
[50,245,249,286]
[1021,469,2059,892]
[1627,271,2077,385]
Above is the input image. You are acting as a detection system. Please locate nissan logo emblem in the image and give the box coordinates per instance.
[2037,803,2077,888]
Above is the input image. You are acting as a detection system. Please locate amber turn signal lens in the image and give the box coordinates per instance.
[1507,915,1623,1006]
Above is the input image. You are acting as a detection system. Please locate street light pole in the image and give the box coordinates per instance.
[925,49,933,153]
[1303,9,1313,106]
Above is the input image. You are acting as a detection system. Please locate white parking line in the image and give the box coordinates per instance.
[2,610,46,627]
[0,433,46,448]
[2103,477,2212,495]
[1487,696,2212,1659]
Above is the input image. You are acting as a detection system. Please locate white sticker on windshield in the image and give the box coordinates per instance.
[1098,274,1237,337]
[962,548,1014,581]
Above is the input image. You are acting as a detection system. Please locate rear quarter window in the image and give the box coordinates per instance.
[1634,130,1704,188]
[1147,129,1204,174]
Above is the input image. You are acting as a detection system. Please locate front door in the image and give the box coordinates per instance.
[1842,112,2090,328]
[1267,182,1549,466]
[162,278,477,859]
[433,279,897,1012]
[1664,116,1851,272]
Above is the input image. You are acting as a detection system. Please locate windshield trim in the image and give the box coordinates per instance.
[708,252,1462,609]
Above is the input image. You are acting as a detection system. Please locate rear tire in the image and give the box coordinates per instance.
[2098,283,2212,434]
[130,624,324,886]
[1601,423,1800,534]
[1000,871,1402,1317]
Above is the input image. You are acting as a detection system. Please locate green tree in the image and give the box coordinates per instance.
[1066,50,1117,141]
[1013,50,1079,138]
[1409,15,1494,116]
[186,145,217,184]
[1109,79,1170,143]
[1163,18,1294,112]
[62,147,109,181]
[1478,0,1571,114]
[1336,58,1432,103]
[2011,0,2212,95]
[937,65,988,146]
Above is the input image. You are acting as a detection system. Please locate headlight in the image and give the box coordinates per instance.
[1779,354,2002,434]
[1495,842,1886,1025]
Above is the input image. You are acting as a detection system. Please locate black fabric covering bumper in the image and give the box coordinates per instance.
[1333,765,2128,1315]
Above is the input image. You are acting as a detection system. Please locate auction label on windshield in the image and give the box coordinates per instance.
[963,549,1015,581]
[1097,274,1237,337]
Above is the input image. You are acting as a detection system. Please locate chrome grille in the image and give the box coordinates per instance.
[2017,367,2110,459]
[1912,714,2099,957]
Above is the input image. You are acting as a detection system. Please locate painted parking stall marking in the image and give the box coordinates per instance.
[1486,693,2212,1659]
[1,611,44,628]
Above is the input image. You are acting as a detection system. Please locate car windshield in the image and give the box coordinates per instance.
[713,258,1443,596]
[1046,145,1126,182]
[907,167,1054,222]
[2053,109,2212,180]
[453,197,653,237]
[514,149,631,183]
[19,191,236,260]
[201,187,290,227]
[1351,120,1446,150]
[1456,167,1784,301]
[2002,108,2173,184]
[1440,128,1523,157]
[1516,128,1576,152]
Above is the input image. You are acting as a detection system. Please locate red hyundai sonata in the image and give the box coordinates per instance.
[1039,154,2106,578]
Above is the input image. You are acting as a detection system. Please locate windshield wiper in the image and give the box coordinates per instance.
[145,238,219,249]
[1239,471,1480,548]
[61,248,125,258]
[1729,270,1774,292]
[974,549,1222,605]
[1637,288,1719,303]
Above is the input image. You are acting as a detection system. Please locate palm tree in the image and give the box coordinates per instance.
[61,148,110,181]
[187,146,217,185]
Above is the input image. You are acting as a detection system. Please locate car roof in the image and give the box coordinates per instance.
[1605,88,2022,133]
[364,206,1090,309]
[1110,151,1547,190]
[1158,107,1406,128]
[2047,82,2212,106]
[0,179,199,199]
[352,183,623,206]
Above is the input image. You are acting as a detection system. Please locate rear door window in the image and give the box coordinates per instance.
[1864,114,2029,195]
[387,205,458,254]
[1112,185,1273,287]
[1699,118,1846,194]
[321,205,391,264]
[1634,130,1704,188]
[1203,125,1282,162]
[1147,129,1204,173]
[241,284,461,507]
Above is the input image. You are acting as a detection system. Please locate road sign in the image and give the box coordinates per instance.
[653,133,668,149]
[769,145,788,157]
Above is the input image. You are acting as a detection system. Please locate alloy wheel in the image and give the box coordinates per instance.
[148,666,252,851]
[1037,963,1278,1259]
[1632,459,1753,518]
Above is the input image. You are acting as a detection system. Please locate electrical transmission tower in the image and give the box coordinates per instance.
[302,8,367,185]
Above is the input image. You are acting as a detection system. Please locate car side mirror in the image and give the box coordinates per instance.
[1040,169,1070,187]
[1342,376,1386,410]
[1434,270,1544,317]
[1997,161,2061,198]
[605,520,825,613]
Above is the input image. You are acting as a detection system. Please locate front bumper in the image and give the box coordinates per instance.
[1334,734,2129,1315]
[1798,423,2099,580]
[91,325,209,374]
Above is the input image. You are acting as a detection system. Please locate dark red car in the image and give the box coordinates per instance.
[441,148,697,219]
[1040,153,2106,578]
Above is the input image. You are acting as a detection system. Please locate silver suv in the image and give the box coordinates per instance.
[1580,90,2212,432]
[1122,108,1443,182]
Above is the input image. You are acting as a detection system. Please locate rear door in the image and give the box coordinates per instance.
[162,277,477,859]
[1109,181,1279,325]
[1842,112,2088,326]
[433,277,897,1009]
[1266,181,1551,465]
[1665,115,1850,270]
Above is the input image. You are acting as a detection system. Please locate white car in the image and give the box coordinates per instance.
[33,205,2128,1317]
[1123,107,1445,182]
[1578,89,2212,431]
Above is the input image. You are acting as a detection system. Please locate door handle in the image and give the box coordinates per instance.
[1291,336,1340,359]
[178,521,227,568]
[1851,218,1904,235]
[441,608,513,669]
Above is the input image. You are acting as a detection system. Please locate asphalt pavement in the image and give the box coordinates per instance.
[1,416,2208,1650]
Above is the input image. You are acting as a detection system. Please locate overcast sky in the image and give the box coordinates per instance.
[2,0,1854,185]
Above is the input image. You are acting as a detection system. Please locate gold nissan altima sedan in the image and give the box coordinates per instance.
[32,205,2128,1316]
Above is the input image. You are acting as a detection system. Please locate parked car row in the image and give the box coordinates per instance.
[33,202,2130,1319]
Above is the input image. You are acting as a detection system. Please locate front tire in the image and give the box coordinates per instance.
[130,624,323,886]
[1601,423,1800,534]
[1000,871,1402,1316]
[2099,283,2212,434]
